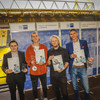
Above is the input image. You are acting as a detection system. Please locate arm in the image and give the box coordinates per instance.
[66,43,77,59]
[84,40,90,58]
[57,49,70,72]
[22,52,28,73]
[2,54,8,73]
[26,47,34,67]
[47,56,54,66]
[84,41,94,63]
[47,50,54,66]
[2,54,13,74]
[57,62,69,72]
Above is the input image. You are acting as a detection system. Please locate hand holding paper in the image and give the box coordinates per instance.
[39,61,45,65]
[48,56,54,61]
[30,60,35,65]
[71,54,77,58]
[31,55,36,65]
[22,68,27,73]
[52,55,64,71]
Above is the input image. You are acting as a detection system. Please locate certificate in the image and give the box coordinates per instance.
[52,55,64,71]
[74,49,86,63]
[7,57,20,73]
[35,49,45,64]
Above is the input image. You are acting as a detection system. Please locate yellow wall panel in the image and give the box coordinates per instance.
[0,30,7,46]
[0,47,11,84]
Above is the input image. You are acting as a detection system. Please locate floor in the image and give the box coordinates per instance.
[25,75,100,100]
[0,75,100,100]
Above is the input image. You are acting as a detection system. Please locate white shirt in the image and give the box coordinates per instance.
[33,45,39,52]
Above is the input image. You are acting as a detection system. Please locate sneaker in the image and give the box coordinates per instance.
[44,98,48,100]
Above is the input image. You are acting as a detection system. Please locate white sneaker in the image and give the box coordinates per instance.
[35,98,38,100]
[44,98,48,100]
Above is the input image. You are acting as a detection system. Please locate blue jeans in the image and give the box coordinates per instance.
[70,67,90,100]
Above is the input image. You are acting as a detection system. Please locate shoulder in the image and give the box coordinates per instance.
[18,51,24,54]
[48,48,53,53]
[59,47,65,50]
[40,43,48,50]
[26,45,32,50]
[4,51,11,57]
[60,47,68,52]
[66,41,72,46]
[80,40,87,44]
[40,43,47,48]
[66,42,72,49]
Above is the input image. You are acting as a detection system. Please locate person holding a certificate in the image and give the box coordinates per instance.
[2,40,27,100]
[26,32,48,100]
[47,35,70,100]
[66,29,94,100]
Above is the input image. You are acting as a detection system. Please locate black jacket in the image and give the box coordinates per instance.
[2,51,27,83]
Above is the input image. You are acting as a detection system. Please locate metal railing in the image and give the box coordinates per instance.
[0,0,95,10]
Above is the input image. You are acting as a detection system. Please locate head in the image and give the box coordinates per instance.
[69,29,78,41]
[31,32,40,43]
[50,35,60,48]
[9,40,18,53]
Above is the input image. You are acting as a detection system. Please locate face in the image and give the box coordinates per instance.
[31,33,40,43]
[70,30,78,40]
[51,37,59,47]
[10,42,18,53]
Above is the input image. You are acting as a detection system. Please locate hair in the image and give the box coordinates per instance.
[70,29,77,33]
[50,35,60,44]
[9,40,18,46]
[31,31,38,37]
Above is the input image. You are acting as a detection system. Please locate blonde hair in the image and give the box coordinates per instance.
[50,35,60,44]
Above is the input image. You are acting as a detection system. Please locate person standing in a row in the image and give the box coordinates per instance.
[66,29,94,100]
[47,35,70,100]
[26,32,48,100]
[2,40,27,100]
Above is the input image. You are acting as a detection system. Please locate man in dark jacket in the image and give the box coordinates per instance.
[2,40,27,100]
[66,29,94,100]
[47,35,69,100]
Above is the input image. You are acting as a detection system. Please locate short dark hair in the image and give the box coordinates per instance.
[70,29,77,33]
[9,40,18,46]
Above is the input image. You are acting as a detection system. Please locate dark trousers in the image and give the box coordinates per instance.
[30,73,47,99]
[51,76,69,100]
[8,74,25,100]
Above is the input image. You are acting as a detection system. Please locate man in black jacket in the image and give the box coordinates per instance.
[2,40,27,100]
[47,35,70,100]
